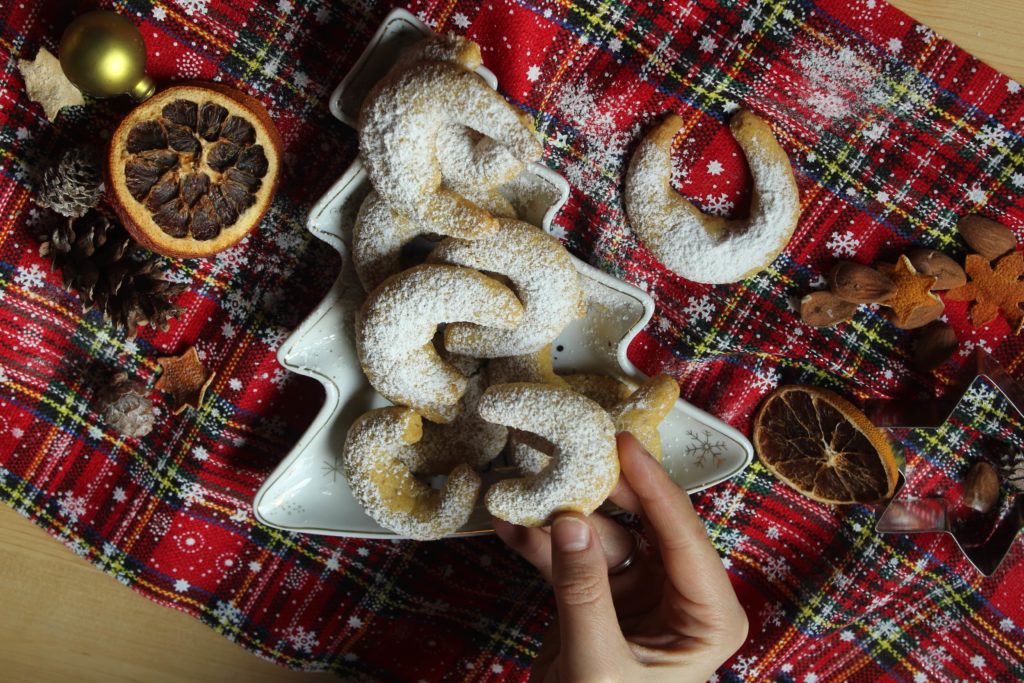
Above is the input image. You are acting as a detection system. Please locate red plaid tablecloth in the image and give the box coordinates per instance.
[2,0,1024,680]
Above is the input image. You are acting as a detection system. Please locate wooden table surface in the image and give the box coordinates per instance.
[2,3,1023,682]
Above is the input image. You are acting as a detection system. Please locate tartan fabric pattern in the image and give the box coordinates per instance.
[1,0,1023,680]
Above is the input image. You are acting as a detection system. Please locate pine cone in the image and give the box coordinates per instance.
[36,147,103,219]
[97,372,155,438]
[37,209,187,338]
[990,441,1024,493]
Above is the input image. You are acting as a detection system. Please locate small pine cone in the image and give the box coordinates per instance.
[36,147,103,219]
[97,373,155,437]
[991,442,1024,492]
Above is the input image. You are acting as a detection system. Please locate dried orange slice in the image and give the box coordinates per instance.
[753,385,898,504]
[107,83,282,258]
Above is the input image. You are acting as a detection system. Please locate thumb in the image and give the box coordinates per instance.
[549,514,628,678]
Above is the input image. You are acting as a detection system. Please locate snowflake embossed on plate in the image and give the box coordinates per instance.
[686,429,727,468]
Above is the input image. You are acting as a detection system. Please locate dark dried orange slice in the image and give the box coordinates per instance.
[753,385,898,504]
[107,83,281,258]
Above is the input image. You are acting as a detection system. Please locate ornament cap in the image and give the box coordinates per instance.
[130,75,156,101]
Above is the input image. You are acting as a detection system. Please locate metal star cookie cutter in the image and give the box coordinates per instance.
[865,351,1024,576]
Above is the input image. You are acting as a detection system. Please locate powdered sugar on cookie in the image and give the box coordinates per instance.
[356,264,524,423]
[432,219,586,357]
[479,383,618,527]
[625,110,801,284]
[343,407,481,540]
[359,60,542,238]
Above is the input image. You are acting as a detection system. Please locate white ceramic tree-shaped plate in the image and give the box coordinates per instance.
[253,9,753,538]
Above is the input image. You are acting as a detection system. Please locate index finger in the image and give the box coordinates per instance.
[616,432,736,606]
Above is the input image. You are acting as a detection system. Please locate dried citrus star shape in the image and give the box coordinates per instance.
[876,255,943,329]
[155,346,215,414]
[945,252,1024,333]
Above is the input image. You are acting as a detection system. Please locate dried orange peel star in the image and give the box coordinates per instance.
[155,346,215,414]
[945,253,1024,333]
[876,255,943,329]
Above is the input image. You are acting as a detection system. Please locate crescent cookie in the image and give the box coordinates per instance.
[624,109,801,284]
[479,383,618,527]
[561,374,633,409]
[359,59,542,239]
[343,407,480,540]
[487,345,568,387]
[355,264,524,423]
[608,374,679,461]
[431,220,587,357]
[400,370,508,476]
[435,125,521,217]
[510,374,679,474]
[394,33,483,71]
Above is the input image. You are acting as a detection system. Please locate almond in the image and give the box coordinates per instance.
[913,320,958,371]
[962,461,1000,514]
[800,291,859,327]
[906,249,967,290]
[957,215,1017,261]
[828,261,896,303]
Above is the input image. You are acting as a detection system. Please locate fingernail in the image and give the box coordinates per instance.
[551,516,590,552]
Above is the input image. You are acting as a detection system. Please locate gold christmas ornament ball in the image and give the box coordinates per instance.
[59,10,155,100]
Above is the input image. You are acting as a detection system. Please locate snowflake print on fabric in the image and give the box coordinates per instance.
[707,159,724,175]
[733,654,758,677]
[962,382,997,410]
[56,491,88,522]
[751,367,779,392]
[827,230,861,257]
[684,295,715,322]
[703,193,735,217]
[526,65,541,82]
[14,263,46,290]
[698,35,717,53]
[978,123,1010,148]
[757,602,786,626]
[452,12,470,28]
[284,626,319,655]
[213,600,244,626]
[173,0,208,16]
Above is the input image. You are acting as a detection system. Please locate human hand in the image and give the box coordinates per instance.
[493,432,748,682]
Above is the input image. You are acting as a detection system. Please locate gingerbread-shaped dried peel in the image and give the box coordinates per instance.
[946,252,1024,333]
[876,255,943,329]
[624,109,801,284]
